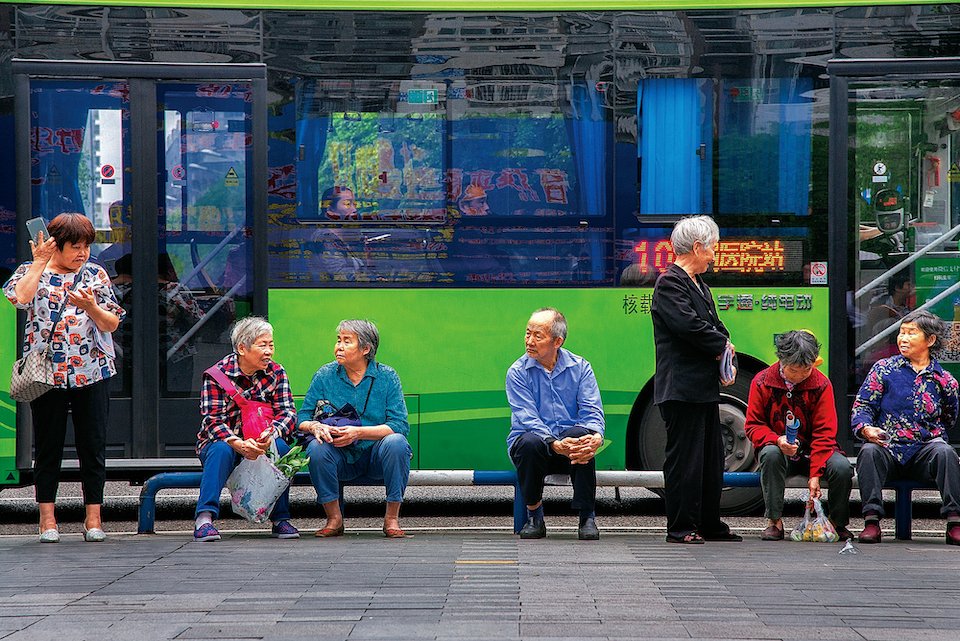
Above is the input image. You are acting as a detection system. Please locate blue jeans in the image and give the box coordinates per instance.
[195,439,292,521]
[306,433,412,504]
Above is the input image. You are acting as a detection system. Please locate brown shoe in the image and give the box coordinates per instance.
[760,524,784,541]
[315,524,344,538]
[836,527,854,542]
[858,520,882,544]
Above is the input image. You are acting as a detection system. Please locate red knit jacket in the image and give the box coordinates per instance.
[743,364,842,478]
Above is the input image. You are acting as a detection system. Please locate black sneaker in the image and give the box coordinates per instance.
[519,516,546,539]
[578,517,600,541]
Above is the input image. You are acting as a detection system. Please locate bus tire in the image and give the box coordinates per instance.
[631,363,764,516]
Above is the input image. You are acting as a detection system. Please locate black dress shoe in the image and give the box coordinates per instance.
[519,517,546,539]
[578,517,600,541]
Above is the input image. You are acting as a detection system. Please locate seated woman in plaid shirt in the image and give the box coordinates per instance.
[193,316,300,542]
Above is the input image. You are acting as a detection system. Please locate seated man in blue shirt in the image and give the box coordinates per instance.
[506,307,605,540]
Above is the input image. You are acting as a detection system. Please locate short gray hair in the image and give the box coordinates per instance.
[775,330,820,367]
[671,215,720,256]
[533,307,567,340]
[231,316,273,351]
[337,319,379,361]
[901,310,949,357]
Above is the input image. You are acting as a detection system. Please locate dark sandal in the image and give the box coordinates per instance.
[383,526,406,538]
[666,532,704,544]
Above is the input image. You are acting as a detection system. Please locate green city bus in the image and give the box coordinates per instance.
[1,0,959,515]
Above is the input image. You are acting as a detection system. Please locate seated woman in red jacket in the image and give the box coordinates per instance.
[744,330,853,541]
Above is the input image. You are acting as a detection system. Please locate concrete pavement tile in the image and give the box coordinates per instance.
[855,629,960,641]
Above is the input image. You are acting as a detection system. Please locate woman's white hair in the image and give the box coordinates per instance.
[231,316,273,351]
[671,215,720,256]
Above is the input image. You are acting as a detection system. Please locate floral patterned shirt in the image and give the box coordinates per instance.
[851,355,959,464]
[4,262,126,389]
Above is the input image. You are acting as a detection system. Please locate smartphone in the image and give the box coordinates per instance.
[25,217,49,243]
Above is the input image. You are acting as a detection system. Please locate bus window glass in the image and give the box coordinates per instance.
[281,77,613,287]
[849,80,960,390]
[636,77,813,218]
[157,83,254,396]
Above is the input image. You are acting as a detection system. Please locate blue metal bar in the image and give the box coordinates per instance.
[138,472,202,534]
[721,472,761,487]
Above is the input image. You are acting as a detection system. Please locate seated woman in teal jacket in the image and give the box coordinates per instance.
[298,319,411,538]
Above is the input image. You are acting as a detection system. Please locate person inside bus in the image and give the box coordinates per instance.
[297,319,411,538]
[851,310,960,545]
[506,307,604,540]
[744,330,854,541]
[867,270,914,337]
[309,186,366,282]
[651,215,741,544]
[193,316,300,542]
[321,185,359,221]
[4,213,125,543]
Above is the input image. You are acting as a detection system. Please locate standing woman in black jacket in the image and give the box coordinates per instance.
[651,215,741,544]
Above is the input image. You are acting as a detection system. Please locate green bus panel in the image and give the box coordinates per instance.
[0,300,17,485]
[270,287,829,472]
[2,0,945,9]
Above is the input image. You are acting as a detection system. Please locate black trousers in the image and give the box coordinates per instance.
[30,379,110,505]
[660,400,730,539]
[509,426,596,513]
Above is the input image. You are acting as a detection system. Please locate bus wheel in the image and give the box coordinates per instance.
[633,369,763,516]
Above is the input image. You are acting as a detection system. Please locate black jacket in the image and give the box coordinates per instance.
[651,263,730,404]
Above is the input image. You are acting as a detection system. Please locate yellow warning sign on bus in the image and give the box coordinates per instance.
[948,163,960,183]
[224,167,239,187]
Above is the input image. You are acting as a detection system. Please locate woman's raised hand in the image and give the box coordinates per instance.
[29,232,56,265]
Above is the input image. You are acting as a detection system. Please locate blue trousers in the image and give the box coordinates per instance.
[195,439,292,521]
[305,433,412,504]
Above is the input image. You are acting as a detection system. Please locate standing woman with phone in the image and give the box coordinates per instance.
[3,213,125,542]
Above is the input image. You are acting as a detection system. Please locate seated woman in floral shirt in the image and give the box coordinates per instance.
[851,310,960,545]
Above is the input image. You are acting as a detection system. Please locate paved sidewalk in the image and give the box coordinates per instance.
[1,531,959,641]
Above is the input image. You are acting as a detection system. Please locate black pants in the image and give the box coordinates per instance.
[30,379,110,504]
[509,426,596,513]
[857,441,960,519]
[660,401,730,539]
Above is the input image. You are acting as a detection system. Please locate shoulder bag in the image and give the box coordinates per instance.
[204,364,276,440]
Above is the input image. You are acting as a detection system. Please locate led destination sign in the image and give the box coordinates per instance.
[634,238,803,275]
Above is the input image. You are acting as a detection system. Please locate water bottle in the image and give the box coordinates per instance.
[785,410,800,445]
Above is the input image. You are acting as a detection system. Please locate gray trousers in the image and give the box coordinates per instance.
[758,445,853,528]
[857,440,960,519]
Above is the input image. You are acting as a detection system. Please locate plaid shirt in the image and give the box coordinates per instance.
[196,352,297,454]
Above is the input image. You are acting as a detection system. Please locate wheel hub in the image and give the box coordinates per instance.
[719,396,753,473]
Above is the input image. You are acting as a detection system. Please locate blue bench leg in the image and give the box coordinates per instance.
[894,488,913,541]
[138,478,160,534]
[513,484,526,534]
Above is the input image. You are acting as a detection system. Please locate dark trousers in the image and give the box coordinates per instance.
[857,440,960,518]
[30,379,110,505]
[757,445,853,528]
[509,426,596,513]
[660,400,730,539]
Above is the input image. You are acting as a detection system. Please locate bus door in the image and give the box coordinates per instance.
[828,58,960,434]
[13,61,267,469]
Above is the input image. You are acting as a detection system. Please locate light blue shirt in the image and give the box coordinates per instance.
[505,348,605,452]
